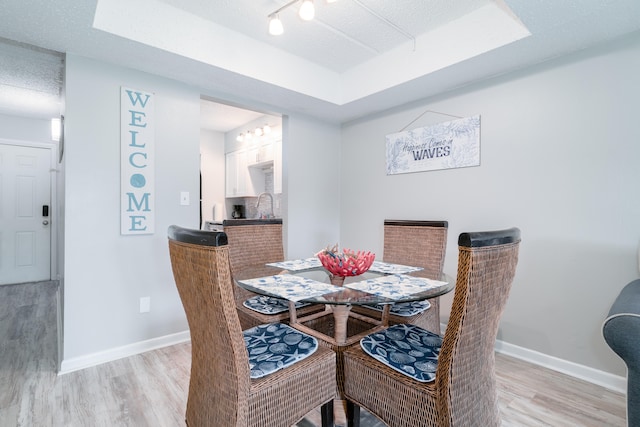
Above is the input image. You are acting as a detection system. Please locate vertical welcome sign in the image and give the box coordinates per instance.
[121,87,154,235]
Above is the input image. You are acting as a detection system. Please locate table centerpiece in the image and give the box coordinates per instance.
[316,244,375,286]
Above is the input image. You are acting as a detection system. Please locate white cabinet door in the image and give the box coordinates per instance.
[246,145,259,166]
[259,142,274,164]
[274,139,282,194]
[226,149,263,197]
[246,141,274,166]
[225,150,247,197]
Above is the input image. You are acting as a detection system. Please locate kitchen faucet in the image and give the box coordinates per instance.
[255,192,275,219]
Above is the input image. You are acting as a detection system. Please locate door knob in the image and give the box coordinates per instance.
[43,220,49,225]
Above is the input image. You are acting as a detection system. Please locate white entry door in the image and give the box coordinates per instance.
[0,143,52,285]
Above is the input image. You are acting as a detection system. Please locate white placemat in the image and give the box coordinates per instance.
[344,274,448,300]
[266,257,322,271]
[238,274,342,302]
[368,261,424,274]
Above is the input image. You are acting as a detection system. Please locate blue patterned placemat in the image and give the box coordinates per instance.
[368,261,423,274]
[266,257,322,271]
[243,295,309,314]
[344,274,448,300]
[238,274,342,302]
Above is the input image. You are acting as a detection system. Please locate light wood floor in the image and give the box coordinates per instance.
[0,281,627,426]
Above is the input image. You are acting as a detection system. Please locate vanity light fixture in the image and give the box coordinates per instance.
[237,126,272,142]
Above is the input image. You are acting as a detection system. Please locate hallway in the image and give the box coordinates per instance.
[0,281,59,424]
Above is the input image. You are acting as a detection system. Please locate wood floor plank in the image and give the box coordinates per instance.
[0,281,627,427]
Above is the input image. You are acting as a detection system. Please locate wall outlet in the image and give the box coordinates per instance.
[140,297,151,313]
[180,191,190,206]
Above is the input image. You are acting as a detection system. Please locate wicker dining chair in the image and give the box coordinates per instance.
[223,219,323,329]
[167,225,337,427]
[352,220,448,334]
[342,227,521,427]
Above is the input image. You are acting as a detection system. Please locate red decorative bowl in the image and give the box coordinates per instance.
[317,248,375,277]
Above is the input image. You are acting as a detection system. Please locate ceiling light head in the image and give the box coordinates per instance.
[236,133,244,142]
[268,14,284,35]
[299,0,315,21]
[245,131,253,140]
[51,117,61,142]
[263,124,272,134]
[255,127,263,137]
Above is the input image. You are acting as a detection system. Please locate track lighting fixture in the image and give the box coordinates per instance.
[298,0,315,21]
[268,0,336,36]
[268,14,284,35]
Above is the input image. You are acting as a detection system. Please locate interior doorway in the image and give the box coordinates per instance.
[199,98,279,226]
[0,141,56,285]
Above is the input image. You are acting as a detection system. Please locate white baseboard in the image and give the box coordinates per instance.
[58,330,190,375]
[59,326,628,395]
[436,323,627,394]
[495,338,627,394]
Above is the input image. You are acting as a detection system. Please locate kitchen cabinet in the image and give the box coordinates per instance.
[225,150,244,197]
[225,150,264,197]
[246,140,274,167]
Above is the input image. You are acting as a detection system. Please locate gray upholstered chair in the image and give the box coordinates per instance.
[603,278,640,427]
[343,228,521,427]
[167,225,337,427]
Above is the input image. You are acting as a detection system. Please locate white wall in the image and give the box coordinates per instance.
[58,54,344,367]
[200,129,225,224]
[340,33,640,378]
[284,114,342,259]
[62,55,200,362]
[0,114,52,141]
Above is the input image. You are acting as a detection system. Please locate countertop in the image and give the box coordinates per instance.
[222,218,282,226]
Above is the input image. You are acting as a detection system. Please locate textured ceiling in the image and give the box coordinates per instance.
[0,38,63,119]
[162,0,494,72]
[1,0,640,129]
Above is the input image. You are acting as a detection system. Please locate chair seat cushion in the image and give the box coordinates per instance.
[360,323,442,382]
[244,323,318,379]
[243,295,309,314]
[366,300,431,317]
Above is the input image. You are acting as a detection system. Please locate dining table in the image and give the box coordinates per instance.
[234,257,454,347]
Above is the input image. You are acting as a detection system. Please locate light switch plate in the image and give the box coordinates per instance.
[140,297,151,313]
[180,191,190,206]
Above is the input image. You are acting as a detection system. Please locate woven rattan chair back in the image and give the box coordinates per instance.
[167,226,251,426]
[223,220,288,328]
[168,225,338,427]
[436,228,521,426]
[382,220,448,272]
[342,227,520,427]
[224,219,285,276]
[384,220,448,332]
